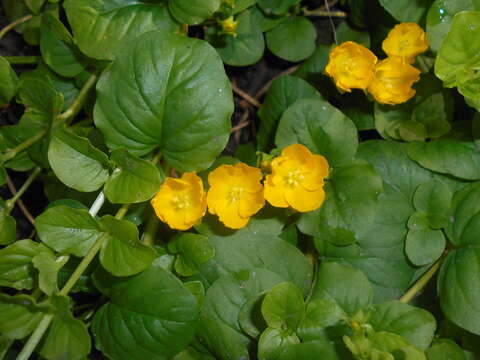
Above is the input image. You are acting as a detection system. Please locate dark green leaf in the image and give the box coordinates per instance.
[258,0,299,15]
[0,211,16,245]
[378,0,431,22]
[169,0,220,25]
[275,98,358,167]
[238,293,268,338]
[92,258,200,359]
[168,233,215,276]
[63,0,180,60]
[99,215,156,277]
[26,0,45,13]
[94,30,233,171]
[104,149,161,203]
[336,21,370,47]
[250,5,285,32]
[275,340,347,360]
[413,180,452,229]
[405,227,446,266]
[0,56,19,106]
[17,77,63,117]
[48,127,110,192]
[36,205,103,257]
[261,282,305,331]
[266,17,316,62]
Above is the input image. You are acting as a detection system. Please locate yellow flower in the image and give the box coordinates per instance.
[207,163,264,229]
[367,56,421,105]
[219,16,238,37]
[151,172,206,230]
[325,41,377,92]
[382,23,429,63]
[264,144,329,212]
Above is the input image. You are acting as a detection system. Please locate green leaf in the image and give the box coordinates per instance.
[250,5,285,32]
[378,0,431,22]
[275,340,348,360]
[99,215,156,277]
[92,258,200,360]
[261,282,305,331]
[413,180,452,229]
[0,56,19,106]
[426,339,468,360]
[63,0,180,60]
[297,160,383,246]
[104,149,161,204]
[266,17,316,62]
[407,139,480,180]
[40,12,87,77]
[258,327,300,360]
[275,98,358,167]
[0,239,48,290]
[40,295,91,360]
[26,0,45,13]
[405,227,446,266]
[426,0,477,53]
[169,0,220,25]
[0,211,16,245]
[17,76,63,117]
[336,21,370,47]
[168,233,215,276]
[48,127,110,192]
[257,74,321,151]
[32,252,69,295]
[0,294,49,339]
[94,30,233,171]
[36,205,103,257]
[369,332,426,359]
[368,301,436,351]
[206,10,265,66]
[238,293,268,338]
[258,0,299,15]
[310,262,373,317]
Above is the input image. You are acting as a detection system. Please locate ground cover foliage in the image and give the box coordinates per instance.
[0,0,480,359]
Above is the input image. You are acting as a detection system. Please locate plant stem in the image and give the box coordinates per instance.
[399,254,446,303]
[2,130,47,162]
[0,15,33,40]
[16,314,54,360]
[141,213,160,246]
[3,56,40,65]
[5,167,41,213]
[303,9,347,17]
[89,192,105,217]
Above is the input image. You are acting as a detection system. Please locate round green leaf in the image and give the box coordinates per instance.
[258,327,300,360]
[168,233,215,277]
[63,0,180,60]
[238,293,268,338]
[92,258,200,360]
[275,98,358,167]
[94,30,233,171]
[266,17,316,62]
[261,282,305,331]
[297,299,346,342]
[36,205,103,257]
[0,211,16,245]
[104,149,161,204]
[169,0,220,25]
[32,251,69,295]
[406,228,446,266]
[413,180,452,229]
[206,10,265,66]
[48,127,110,192]
[426,339,468,360]
[378,0,431,22]
[0,56,19,106]
[99,215,156,277]
[250,5,285,32]
[258,0,299,15]
[257,74,321,151]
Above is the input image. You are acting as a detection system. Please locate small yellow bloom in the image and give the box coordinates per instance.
[325,41,377,92]
[264,144,329,213]
[368,57,421,105]
[382,23,429,63]
[151,172,206,230]
[219,16,238,37]
[207,163,264,229]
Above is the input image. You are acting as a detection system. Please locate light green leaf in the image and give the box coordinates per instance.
[258,0,299,15]
[26,0,45,13]
[257,74,321,151]
[94,30,233,171]
[63,0,180,60]
[275,340,347,360]
[40,12,87,77]
[92,258,200,360]
[311,262,373,317]
[369,332,426,359]
[40,295,91,360]
[261,282,305,331]
[36,205,103,257]
[297,160,383,246]
[48,127,110,192]
[0,56,19,106]
[378,0,431,22]
[0,294,49,339]
[104,149,161,204]
[99,215,156,277]
[32,252,69,295]
[169,0,220,25]
[0,211,16,245]
[405,227,446,266]
[258,327,300,360]
[207,10,265,66]
[407,139,480,180]
[367,301,436,351]
[275,98,358,167]
[266,17,316,62]
[426,339,468,360]
[168,233,215,276]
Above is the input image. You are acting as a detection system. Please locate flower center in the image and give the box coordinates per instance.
[228,186,244,203]
[172,194,191,211]
[284,170,304,188]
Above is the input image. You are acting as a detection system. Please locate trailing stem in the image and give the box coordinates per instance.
[0,15,33,40]
[3,56,40,65]
[5,167,41,213]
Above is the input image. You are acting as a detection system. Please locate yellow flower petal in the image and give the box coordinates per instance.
[285,186,326,213]
[382,23,429,61]
[217,202,249,229]
[301,154,329,191]
[238,191,265,218]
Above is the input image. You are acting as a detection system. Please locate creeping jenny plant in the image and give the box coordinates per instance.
[1,0,480,359]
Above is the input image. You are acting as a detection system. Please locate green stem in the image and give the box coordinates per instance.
[3,56,40,65]
[0,15,33,40]
[5,167,41,213]
[303,9,347,17]
[16,314,54,360]
[2,130,47,162]
[399,254,446,303]
[141,213,160,246]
